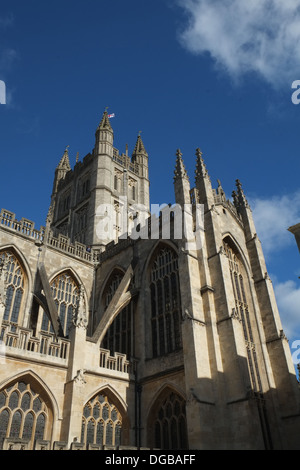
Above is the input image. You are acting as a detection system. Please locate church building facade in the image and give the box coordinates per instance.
[0,111,299,450]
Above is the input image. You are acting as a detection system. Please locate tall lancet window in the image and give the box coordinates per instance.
[150,247,182,358]
[0,250,26,329]
[223,240,262,394]
[102,272,134,358]
[41,272,80,337]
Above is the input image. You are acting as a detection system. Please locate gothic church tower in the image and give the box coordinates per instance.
[48,110,150,249]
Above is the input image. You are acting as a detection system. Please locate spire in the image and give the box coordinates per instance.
[173,149,190,206]
[95,109,114,157]
[234,179,250,210]
[195,148,210,182]
[57,146,71,171]
[174,149,189,182]
[194,148,214,209]
[97,109,113,132]
[132,132,148,160]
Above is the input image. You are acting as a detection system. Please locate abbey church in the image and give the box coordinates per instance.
[0,110,299,450]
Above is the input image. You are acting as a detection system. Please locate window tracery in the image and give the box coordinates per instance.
[150,248,182,357]
[102,273,134,358]
[153,391,188,450]
[41,272,80,337]
[81,393,122,448]
[0,381,49,450]
[0,250,25,328]
[223,240,262,393]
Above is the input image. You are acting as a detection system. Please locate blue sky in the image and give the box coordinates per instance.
[0,0,300,360]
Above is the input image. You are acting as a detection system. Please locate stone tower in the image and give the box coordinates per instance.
[48,110,150,249]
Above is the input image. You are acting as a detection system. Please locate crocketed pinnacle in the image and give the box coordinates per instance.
[57,146,71,171]
[132,133,148,157]
[97,110,113,131]
[174,149,189,181]
[195,148,210,182]
[235,179,250,209]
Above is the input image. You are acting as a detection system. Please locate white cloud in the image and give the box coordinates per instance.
[176,0,300,87]
[273,279,300,342]
[251,191,300,255]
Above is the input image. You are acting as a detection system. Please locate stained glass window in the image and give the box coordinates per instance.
[0,251,25,326]
[0,381,50,449]
[153,391,188,450]
[223,240,263,394]
[102,273,134,358]
[81,393,122,447]
[150,248,182,357]
[41,272,80,337]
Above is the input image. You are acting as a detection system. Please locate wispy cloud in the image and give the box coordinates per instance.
[250,192,300,344]
[251,191,300,255]
[0,47,17,73]
[0,13,14,30]
[273,279,300,341]
[176,0,300,88]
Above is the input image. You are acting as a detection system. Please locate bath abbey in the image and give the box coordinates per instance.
[0,110,299,450]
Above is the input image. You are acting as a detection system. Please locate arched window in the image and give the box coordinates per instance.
[41,272,80,337]
[0,250,26,328]
[102,272,134,358]
[151,390,188,450]
[81,393,123,448]
[150,247,182,357]
[223,239,262,393]
[0,380,50,450]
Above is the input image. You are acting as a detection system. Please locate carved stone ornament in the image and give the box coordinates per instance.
[73,369,87,385]
[72,285,88,330]
[0,257,8,307]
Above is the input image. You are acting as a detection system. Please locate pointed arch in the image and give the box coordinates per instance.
[0,244,33,289]
[147,385,188,450]
[0,370,57,449]
[222,235,263,394]
[99,266,135,358]
[40,268,85,337]
[81,385,130,447]
[144,242,182,358]
[142,240,179,280]
[222,232,251,274]
[0,246,32,327]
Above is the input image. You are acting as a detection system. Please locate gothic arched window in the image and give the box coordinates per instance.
[0,250,26,328]
[223,239,262,394]
[81,393,122,448]
[41,272,80,337]
[151,391,188,450]
[0,380,50,450]
[102,272,134,358]
[150,247,182,357]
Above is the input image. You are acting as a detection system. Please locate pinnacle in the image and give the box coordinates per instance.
[234,179,250,209]
[132,133,148,156]
[195,148,209,180]
[57,146,71,171]
[174,149,189,181]
[97,109,113,132]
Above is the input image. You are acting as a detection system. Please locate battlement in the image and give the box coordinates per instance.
[0,209,45,242]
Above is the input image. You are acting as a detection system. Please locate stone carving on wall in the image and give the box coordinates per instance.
[0,257,8,308]
[72,285,88,330]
